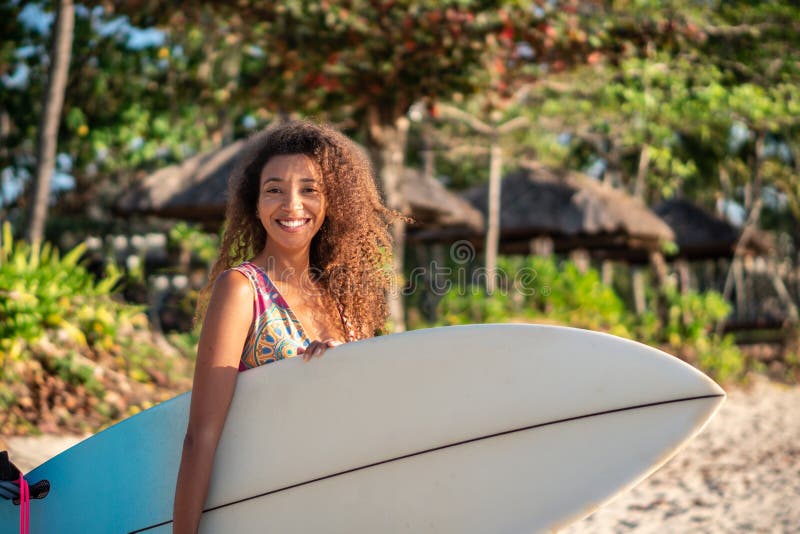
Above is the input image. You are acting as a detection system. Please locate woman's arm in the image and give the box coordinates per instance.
[173,270,253,534]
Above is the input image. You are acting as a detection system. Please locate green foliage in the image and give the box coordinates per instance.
[659,286,744,381]
[2,3,239,209]
[2,0,631,261]
[0,221,137,368]
[518,256,630,335]
[436,256,630,336]
[432,254,746,381]
[0,223,193,434]
[167,330,201,362]
[662,286,730,346]
[438,286,512,326]
[511,0,800,214]
[40,350,105,398]
[168,222,219,265]
[0,222,120,395]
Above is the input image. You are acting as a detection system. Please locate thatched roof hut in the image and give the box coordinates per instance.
[400,168,483,230]
[117,140,246,221]
[409,164,674,261]
[116,141,483,231]
[653,198,772,259]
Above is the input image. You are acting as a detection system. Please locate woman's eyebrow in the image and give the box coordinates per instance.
[262,177,318,185]
[261,176,319,187]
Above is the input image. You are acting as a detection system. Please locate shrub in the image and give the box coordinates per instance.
[0,223,192,435]
[436,256,631,337]
[430,254,746,382]
[0,221,125,368]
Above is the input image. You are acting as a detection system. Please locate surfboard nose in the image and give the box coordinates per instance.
[688,383,726,438]
[678,352,726,405]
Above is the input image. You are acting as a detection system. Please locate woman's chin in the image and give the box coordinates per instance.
[266,227,318,250]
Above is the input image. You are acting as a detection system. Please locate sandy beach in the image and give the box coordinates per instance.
[566,375,800,534]
[3,375,798,532]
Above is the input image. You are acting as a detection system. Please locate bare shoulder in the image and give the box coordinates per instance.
[195,269,254,369]
[200,269,253,338]
[211,268,252,302]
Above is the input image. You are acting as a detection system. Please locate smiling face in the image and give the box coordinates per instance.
[257,154,327,255]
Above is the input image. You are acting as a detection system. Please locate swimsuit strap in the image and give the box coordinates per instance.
[240,260,357,343]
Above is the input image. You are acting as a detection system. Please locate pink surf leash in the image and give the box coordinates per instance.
[18,473,29,534]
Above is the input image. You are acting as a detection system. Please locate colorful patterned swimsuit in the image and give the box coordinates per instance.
[230,261,356,372]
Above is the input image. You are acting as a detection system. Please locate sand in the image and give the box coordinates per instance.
[2,433,88,474]
[2,376,798,532]
[566,375,800,534]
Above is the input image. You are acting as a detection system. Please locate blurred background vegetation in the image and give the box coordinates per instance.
[1,0,799,435]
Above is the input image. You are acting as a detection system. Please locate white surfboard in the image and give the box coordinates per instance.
[1,324,724,533]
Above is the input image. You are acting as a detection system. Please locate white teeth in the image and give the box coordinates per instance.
[278,219,309,228]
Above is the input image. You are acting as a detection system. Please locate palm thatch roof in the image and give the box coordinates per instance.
[400,168,483,230]
[653,198,772,259]
[117,139,247,221]
[410,164,675,260]
[116,140,483,231]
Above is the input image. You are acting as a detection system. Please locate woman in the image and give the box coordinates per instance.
[172,120,399,533]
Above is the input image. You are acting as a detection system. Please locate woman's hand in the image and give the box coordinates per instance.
[297,339,342,362]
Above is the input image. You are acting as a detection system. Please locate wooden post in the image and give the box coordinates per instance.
[632,267,646,315]
[570,249,590,273]
[769,257,799,323]
[703,260,715,293]
[529,237,553,257]
[602,260,614,286]
[733,257,746,320]
[649,251,670,290]
[676,259,691,294]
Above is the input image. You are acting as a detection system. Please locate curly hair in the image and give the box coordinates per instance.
[197,120,401,339]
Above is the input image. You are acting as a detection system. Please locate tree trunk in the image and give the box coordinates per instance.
[367,111,410,332]
[733,257,746,320]
[769,258,799,323]
[716,133,765,333]
[433,107,526,295]
[0,111,10,213]
[485,139,502,293]
[633,144,650,200]
[604,143,622,188]
[421,121,435,182]
[649,251,670,290]
[27,0,74,245]
[649,251,671,325]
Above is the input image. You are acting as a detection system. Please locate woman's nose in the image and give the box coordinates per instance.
[282,190,303,210]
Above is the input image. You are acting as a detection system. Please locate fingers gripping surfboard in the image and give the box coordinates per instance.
[0,325,724,533]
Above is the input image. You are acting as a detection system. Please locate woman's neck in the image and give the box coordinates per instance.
[258,242,313,287]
